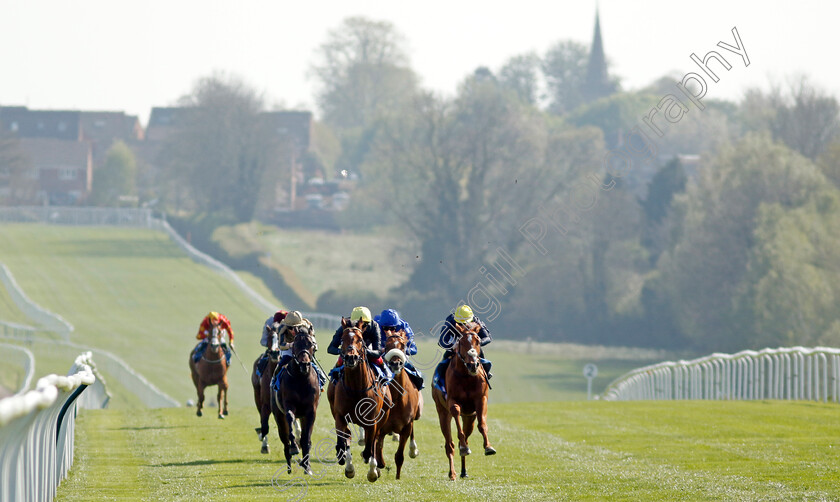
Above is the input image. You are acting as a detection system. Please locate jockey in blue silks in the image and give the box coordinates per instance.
[376,309,425,390]
[433,305,493,395]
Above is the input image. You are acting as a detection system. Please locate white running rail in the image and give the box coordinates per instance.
[0,264,73,341]
[0,353,95,502]
[0,343,36,395]
[603,346,840,402]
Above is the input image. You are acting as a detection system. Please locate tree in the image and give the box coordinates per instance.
[310,17,418,132]
[366,73,604,310]
[164,73,275,222]
[498,52,541,105]
[739,78,840,160]
[658,133,827,351]
[541,41,589,115]
[89,141,137,206]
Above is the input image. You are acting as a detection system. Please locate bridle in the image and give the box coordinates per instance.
[202,326,225,364]
[291,329,315,376]
[454,332,480,376]
[340,327,378,393]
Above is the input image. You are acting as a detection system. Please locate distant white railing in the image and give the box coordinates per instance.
[0,353,95,502]
[0,343,36,395]
[603,346,840,402]
[0,264,73,341]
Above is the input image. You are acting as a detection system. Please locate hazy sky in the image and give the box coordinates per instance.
[2,0,838,126]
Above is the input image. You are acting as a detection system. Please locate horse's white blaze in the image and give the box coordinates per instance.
[467,348,478,359]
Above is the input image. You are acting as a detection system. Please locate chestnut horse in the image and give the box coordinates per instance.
[252,322,282,454]
[271,327,320,475]
[327,318,391,482]
[432,322,496,480]
[375,328,423,479]
[189,325,229,419]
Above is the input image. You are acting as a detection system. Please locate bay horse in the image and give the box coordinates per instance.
[432,322,496,480]
[271,327,320,475]
[327,318,391,482]
[189,325,229,419]
[375,328,422,479]
[252,322,282,454]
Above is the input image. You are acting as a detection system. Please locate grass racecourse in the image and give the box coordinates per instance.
[1,223,839,500]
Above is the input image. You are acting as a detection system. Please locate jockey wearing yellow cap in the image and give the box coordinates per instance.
[193,311,235,365]
[327,306,393,384]
[433,305,493,393]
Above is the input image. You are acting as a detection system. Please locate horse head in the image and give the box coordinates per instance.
[382,327,408,375]
[291,327,316,376]
[267,322,282,363]
[340,321,365,370]
[209,325,224,348]
[455,328,482,376]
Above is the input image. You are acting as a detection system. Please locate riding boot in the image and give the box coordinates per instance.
[313,362,328,390]
[481,359,493,380]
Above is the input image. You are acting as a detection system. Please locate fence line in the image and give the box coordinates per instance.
[0,264,73,341]
[0,353,95,501]
[0,343,36,395]
[602,346,840,402]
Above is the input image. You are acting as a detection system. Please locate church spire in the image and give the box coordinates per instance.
[583,7,615,102]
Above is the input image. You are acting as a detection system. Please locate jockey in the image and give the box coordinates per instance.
[256,310,287,377]
[194,311,235,365]
[433,305,492,392]
[273,311,327,390]
[327,306,393,384]
[376,308,424,390]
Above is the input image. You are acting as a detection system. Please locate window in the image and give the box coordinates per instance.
[59,168,77,180]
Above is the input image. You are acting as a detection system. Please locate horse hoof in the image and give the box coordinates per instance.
[367,471,378,482]
[338,456,345,466]
[290,444,300,456]
[449,474,456,481]
[461,472,469,479]
[358,438,365,446]
[287,466,292,475]
[459,446,471,457]
[217,414,224,420]
[409,447,419,458]
[345,468,355,479]
[261,445,269,454]
[223,410,229,416]
[304,468,313,476]
[196,410,202,417]
[485,446,497,456]
[392,433,399,442]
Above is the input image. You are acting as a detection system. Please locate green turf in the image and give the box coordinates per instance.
[55,401,840,501]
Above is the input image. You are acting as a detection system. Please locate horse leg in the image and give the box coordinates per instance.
[449,402,470,457]
[435,396,456,481]
[285,408,300,456]
[298,412,316,476]
[461,414,476,478]
[217,384,225,419]
[409,421,419,459]
[334,417,354,478]
[271,394,293,474]
[196,382,205,417]
[477,394,496,455]
[221,376,229,416]
[395,423,411,480]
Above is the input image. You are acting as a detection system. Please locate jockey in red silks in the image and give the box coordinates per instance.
[194,311,235,364]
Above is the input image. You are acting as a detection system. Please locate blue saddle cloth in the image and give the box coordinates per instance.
[329,362,393,385]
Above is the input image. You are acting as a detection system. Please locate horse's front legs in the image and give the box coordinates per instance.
[220,377,229,416]
[449,401,470,456]
[195,382,205,417]
[435,397,456,480]
[476,394,495,455]
[334,416,354,478]
[364,424,381,482]
[298,412,316,476]
[285,409,300,456]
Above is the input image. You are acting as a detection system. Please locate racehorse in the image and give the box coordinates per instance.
[432,322,496,480]
[271,327,321,475]
[189,325,229,419]
[375,327,422,479]
[327,318,391,482]
[252,322,282,454]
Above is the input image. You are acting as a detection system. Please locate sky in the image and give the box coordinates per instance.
[2,0,839,126]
